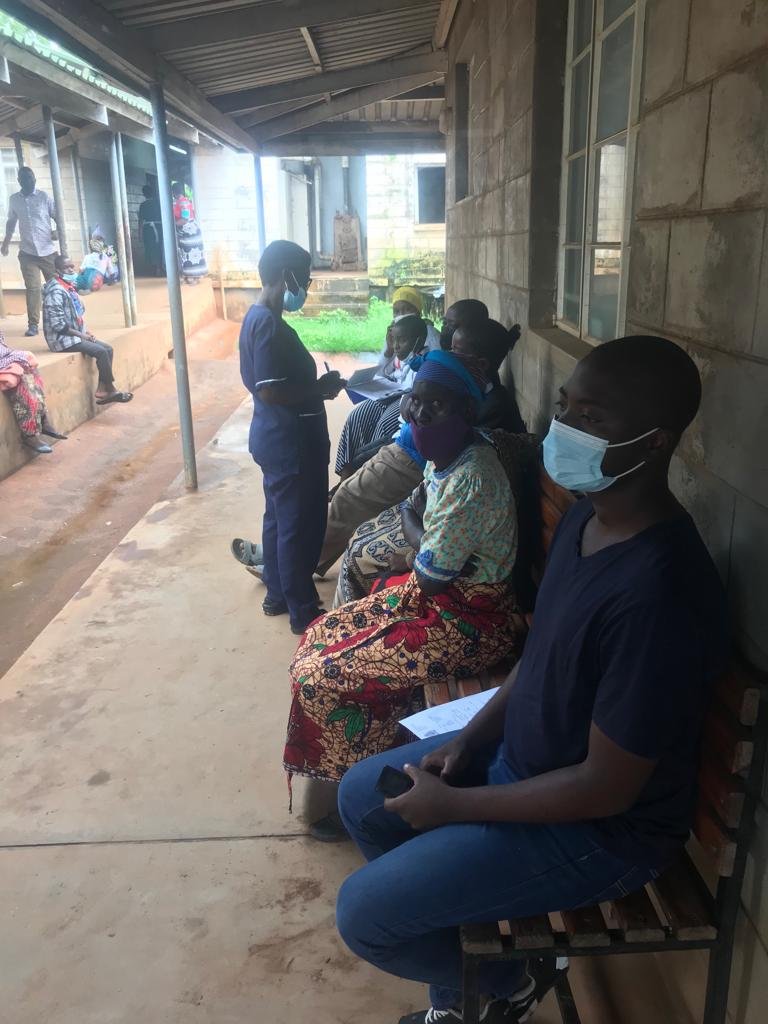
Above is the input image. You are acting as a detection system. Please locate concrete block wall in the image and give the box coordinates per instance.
[626,6,768,1015]
[444,2,768,1019]
[193,146,261,280]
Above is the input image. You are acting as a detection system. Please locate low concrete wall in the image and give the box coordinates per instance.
[0,281,218,481]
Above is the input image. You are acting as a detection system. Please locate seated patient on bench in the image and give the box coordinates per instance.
[335,335,728,1024]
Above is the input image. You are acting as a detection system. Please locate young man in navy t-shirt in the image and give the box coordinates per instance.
[335,335,728,1024]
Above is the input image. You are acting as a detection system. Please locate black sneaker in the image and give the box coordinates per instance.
[505,957,569,1022]
[24,324,38,337]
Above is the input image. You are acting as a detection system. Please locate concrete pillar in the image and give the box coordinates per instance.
[108,132,133,329]
[150,80,197,491]
[253,154,266,254]
[12,133,23,170]
[42,106,68,256]
[115,133,138,325]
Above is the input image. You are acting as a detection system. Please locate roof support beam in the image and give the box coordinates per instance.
[0,67,110,125]
[144,0,430,54]
[238,98,321,129]
[261,134,445,157]
[253,72,443,142]
[433,0,461,49]
[299,27,323,73]
[216,49,446,114]
[7,0,257,151]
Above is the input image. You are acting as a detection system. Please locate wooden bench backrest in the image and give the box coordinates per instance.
[537,467,767,882]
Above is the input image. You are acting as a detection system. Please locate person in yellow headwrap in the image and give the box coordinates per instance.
[389,286,441,352]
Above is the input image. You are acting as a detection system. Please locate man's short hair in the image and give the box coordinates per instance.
[54,253,70,272]
[449,299,489,329]
[258,240,312,287]
[585,335,702,434]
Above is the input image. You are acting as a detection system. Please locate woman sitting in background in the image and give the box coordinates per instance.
[0,333,66,454]
[284,351,526,835]
[335,314,428,480]
[386,286,440,354]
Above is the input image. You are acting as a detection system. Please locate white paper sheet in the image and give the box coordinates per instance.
[400,687,499,739]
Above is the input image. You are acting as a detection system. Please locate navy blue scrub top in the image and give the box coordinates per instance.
[504,499,728,869]
[239,305,328,473]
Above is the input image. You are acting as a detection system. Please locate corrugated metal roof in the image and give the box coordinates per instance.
[99,0,267,29]
[333,99,443,123]
[312,5,441,72]
[93,1,446,139]
[168,30,315,94]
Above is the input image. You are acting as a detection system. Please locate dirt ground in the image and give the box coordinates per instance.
[0,356,245,677]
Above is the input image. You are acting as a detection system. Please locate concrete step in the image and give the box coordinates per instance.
[312,276,369,294]
[301,302,369,317]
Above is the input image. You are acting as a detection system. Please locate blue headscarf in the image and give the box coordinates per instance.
[411,349,486,409]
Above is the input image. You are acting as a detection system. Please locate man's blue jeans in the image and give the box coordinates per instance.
[337,733,658,1010]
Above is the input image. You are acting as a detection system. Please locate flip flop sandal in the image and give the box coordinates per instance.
[263,598,288,616]
[231,538,264,567]
[96,391,133,405]
[246,564,265,581]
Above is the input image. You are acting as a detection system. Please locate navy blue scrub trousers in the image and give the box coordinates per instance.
[259,427,329,631]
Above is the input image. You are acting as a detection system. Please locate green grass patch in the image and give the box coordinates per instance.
[285,297,391,353]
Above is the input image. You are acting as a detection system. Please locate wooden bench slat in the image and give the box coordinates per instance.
[560,906,610,947]
[461,923,503,955]
[693,805,737,877]
[715,666,762,727]
[652,856,718,941]
[698,759,746,829]
[610,887,666,942]
[702,710,753,776]
[507,915,554,949]
[422,682,451,706]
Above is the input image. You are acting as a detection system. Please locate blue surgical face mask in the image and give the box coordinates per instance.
[542,417,659,493]
[61,273,78,284]
[283,270,307,313]
[283,285,307,313]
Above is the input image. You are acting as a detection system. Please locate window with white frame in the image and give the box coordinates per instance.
[558,0,644,342]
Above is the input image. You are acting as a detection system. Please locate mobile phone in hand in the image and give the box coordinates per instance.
[375,765,413,799]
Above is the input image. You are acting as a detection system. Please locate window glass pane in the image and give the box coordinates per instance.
[569,55,590,153]
[572,0,593,58]
[566,156,586,244]
[563,249,582,326]
[417,166,446,223]
[593,140,626,243]
[596,14,634,142]
[604,0,633,27]
[588,248,621,340]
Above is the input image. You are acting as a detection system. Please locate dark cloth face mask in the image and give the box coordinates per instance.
[409,413,470,463]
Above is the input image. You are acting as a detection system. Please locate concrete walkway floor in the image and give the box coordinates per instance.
[0,393,706,1023]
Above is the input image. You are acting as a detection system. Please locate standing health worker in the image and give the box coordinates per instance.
[239,240,345,635]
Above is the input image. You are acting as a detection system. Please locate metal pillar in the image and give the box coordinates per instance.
[108,132,133,329]
[12,132,23,169]
[115,133,138,325]
[70,144,89,253]
[42,106,68,256]
[253,153,266,253]
[150,80,197,490]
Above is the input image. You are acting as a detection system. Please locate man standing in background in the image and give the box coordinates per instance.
[1,166,58,336]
